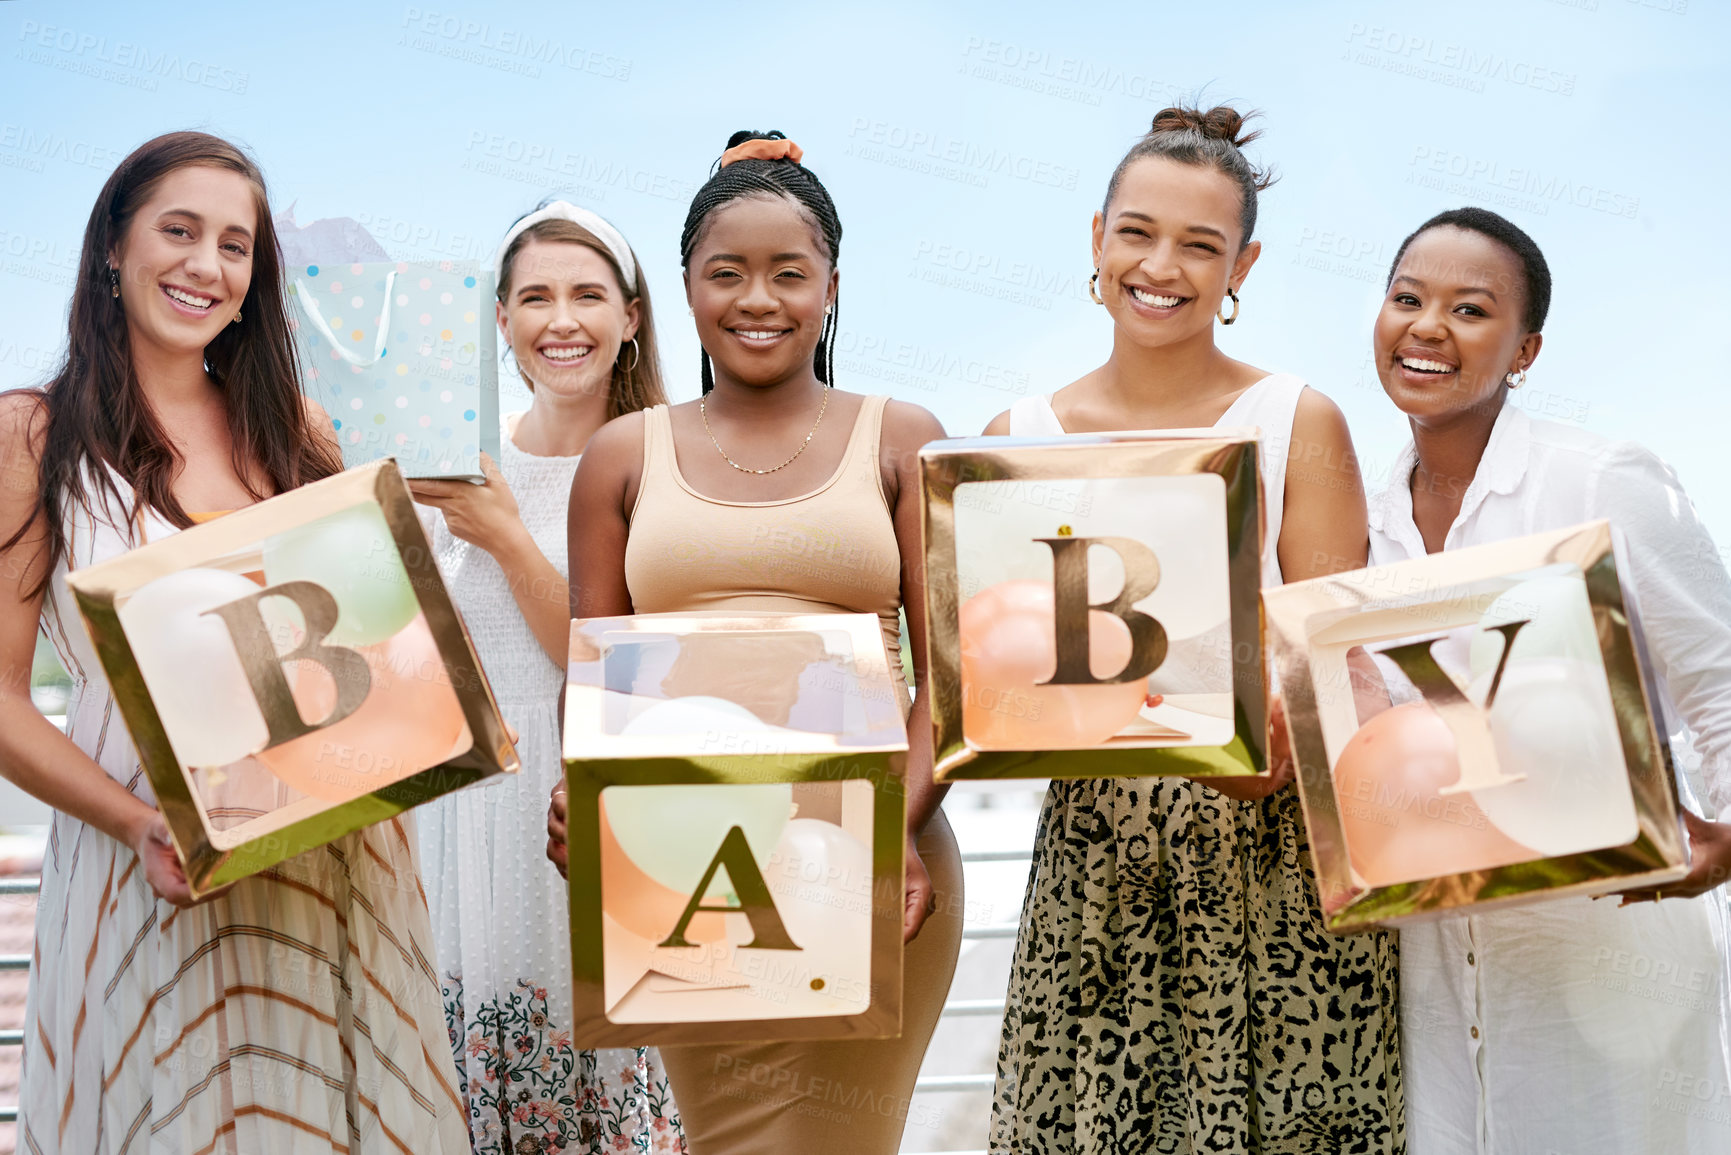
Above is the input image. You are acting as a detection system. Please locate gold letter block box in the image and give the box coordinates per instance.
[920,430,1269,782]
[563,611,907,1046]
[65,459,518,897]
[1262,520,1687,933]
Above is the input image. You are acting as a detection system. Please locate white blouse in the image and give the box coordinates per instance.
[1369,401,1731,1154]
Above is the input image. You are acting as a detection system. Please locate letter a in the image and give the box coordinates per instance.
[659,825,800,951]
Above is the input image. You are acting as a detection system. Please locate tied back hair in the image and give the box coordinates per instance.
[1104,104,1276,246]
[494,204,668,417]
[679,130,842,394]
[2,130,341,598]
[1386,207,1552,333]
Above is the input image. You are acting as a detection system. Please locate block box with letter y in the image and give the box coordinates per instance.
[1263,520,1688,933]
[562,611,907,1046]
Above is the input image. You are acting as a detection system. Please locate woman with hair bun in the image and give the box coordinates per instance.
[546,130,965,1154]
[410,201,684,1153]
[1368,207,1731,1153]
[0,131,467,1153]
[988,106,1404,1152]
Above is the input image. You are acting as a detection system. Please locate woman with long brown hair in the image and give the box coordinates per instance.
[409,201,686,1153]
[0,131,467,1152]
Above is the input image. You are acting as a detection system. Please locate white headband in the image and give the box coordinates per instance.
[491,201,638,293]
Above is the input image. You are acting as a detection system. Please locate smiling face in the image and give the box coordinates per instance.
[685,194,836,390]
[1091,156,1260,349]
[498,237,639,399]
[109,164,257,360]
[1374,226,1542,425]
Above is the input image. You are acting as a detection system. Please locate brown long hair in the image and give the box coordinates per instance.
[495,214,667,418]
[4,130,342,594]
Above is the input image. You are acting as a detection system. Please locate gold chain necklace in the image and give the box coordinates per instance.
[700,386,832,475]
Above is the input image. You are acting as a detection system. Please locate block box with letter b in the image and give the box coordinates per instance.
[1262,520,1688,933]
[65,460,518,897]
[920,430,1269,781]
[562,612,906,1046]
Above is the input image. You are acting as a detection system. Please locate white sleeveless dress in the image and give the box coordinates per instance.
[417,418,686,1154]
[23,469,467,1154]
[991,376,1404,1153]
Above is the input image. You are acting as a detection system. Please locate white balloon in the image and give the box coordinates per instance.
[118,568,271,768]
[1468,657,1638,856]
[746,818,874,1012]
[1469,570,1601,677]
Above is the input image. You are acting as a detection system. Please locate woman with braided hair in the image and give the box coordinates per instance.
[547,131,965,1153]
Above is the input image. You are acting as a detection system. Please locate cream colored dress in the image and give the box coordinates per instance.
[22,470,468,1154]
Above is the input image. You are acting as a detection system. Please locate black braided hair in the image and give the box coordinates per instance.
[680,130,842,393]
[1386,207,1552,333]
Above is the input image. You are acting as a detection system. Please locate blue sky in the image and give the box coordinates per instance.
[2,0,1725,546]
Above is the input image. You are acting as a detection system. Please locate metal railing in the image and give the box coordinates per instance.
[0,844,1038,1141]
[0,875,37,1126]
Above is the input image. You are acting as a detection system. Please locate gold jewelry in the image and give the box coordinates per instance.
[1217,287,1240,325]
[701,386,832,475]
[109,267,120,299]
[1088,271,1103,305]
[1505,369,1527,390]
[232,310,242,325]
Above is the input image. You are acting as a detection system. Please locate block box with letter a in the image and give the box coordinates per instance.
[562,612,906,1046]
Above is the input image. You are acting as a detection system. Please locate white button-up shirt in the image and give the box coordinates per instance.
[1370,401,1731,1154]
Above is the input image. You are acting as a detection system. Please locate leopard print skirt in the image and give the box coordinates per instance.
[991,776,1404,1154]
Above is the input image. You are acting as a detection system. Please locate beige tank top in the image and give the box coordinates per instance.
[623,395,904,670]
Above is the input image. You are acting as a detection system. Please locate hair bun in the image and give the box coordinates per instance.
[726,129,788,150]
[1149,104,1261,151]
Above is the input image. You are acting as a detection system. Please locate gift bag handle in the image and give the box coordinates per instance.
[292,269,397,368]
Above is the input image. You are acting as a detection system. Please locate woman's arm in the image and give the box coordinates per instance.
[546,413,644,877]
[1213,387,1369,801]
[1589,442,1731,901]
[0,394,200,904]
[408,453,570,665]
[886,400,951,942]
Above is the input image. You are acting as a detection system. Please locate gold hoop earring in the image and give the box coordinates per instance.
[621,337,641,374]
[1217,288,1240,325]
[1505,370,1527,390]
[1088,270,1103,306]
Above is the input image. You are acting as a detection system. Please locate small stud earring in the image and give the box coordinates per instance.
[232,310,243,325]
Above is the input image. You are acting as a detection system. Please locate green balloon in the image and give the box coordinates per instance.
[1470,571,1602,679]
[262,503,420,647]
[604,783,794,898]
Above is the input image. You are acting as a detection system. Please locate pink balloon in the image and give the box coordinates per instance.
[958,579,1149,750]
[598,800,728,946]
[1331,701,1536,886]
[256,615,470,802]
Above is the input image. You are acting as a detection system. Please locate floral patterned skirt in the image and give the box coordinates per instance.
[991,777,1404,1154]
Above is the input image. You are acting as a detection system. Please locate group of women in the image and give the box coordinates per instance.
[0,102,1728,1155]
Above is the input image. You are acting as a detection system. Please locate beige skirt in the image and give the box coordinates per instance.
[658,810,964,1154]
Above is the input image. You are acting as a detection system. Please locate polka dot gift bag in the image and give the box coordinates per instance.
[289,260,499,480]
